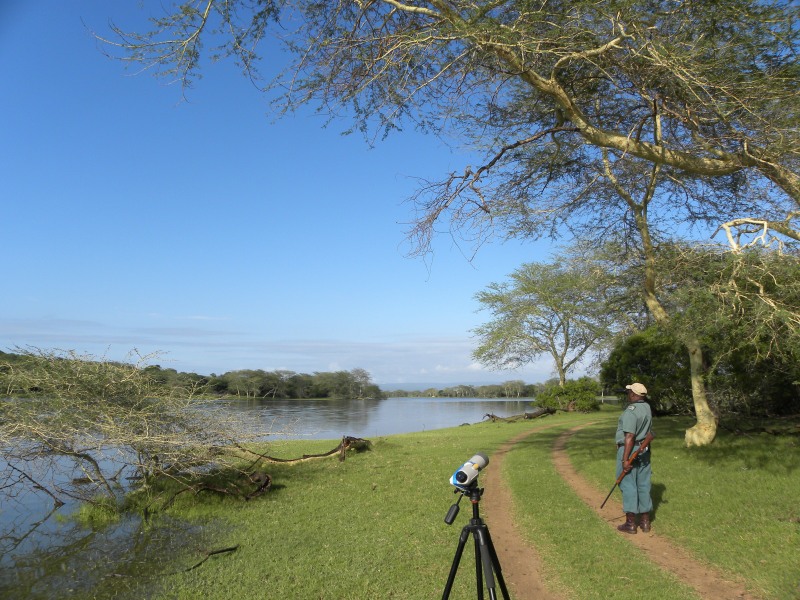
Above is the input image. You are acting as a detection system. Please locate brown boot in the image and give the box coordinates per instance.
[639,513,651,533]
[617,512,637,534]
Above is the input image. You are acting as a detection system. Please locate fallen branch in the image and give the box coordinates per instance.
[483,407,555,423]
[110,545,242,579]
[484,413,515,422]
[182,545,240,572]
[236,435,372,464]
[153,436,372,513]
[525,407,557,419]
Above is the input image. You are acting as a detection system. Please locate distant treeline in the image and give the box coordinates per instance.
[0,351,384,401]
[195,367,385,400]
[390,380,549,399]
[1,350,571,402]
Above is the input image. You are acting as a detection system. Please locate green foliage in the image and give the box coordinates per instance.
[390,381,542,398]
[2,350,385,401]
[73,496,122,529]
[207,368,384,399]
[473,259,617,385]
[600,326,694,415]
[601,245,800,417]
[142,364,208,391]
[708,350,800,417]
[535,377,601,412]
[1,348,172,404]
[602,319,800,418]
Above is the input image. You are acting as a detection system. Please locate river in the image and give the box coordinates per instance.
[220,395,533,440]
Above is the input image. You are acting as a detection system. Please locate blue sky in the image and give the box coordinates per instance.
[1,1,559,386]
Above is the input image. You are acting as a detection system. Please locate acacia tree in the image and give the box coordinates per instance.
[101,1,800,206]
[502,379,525,398]
[0,348,275,545]
[101,1,800,443]
[473,259,616,386]
[610,165,800,444]
[603,244,800,417]
[471,129,764,447]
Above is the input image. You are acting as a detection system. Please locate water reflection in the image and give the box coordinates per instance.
[221,396,533,440]
[1,513,210,600]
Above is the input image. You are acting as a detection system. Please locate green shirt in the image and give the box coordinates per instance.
[615,400,653,445]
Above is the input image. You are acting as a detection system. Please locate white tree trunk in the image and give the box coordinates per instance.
[683,338,718,446]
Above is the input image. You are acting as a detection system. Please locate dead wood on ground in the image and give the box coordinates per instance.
[156,436,372,513]
[237,435,372,464]
[483,407,556,422]
[182,545,240,572]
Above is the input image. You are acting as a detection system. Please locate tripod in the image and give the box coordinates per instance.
[442,484,510,600]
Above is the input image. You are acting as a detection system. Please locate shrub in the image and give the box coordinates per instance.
[535,378,600,412]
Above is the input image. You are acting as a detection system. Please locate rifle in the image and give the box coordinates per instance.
[600,431,654,509]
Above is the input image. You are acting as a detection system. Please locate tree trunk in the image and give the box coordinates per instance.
[638,216,717,446]
[643,291,718,446]
[607,119,725,446]
[683,338,717,447]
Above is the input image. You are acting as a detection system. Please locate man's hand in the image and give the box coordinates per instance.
[621,432,635,474]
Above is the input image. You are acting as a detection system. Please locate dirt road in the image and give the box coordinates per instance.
[480,424,756,600]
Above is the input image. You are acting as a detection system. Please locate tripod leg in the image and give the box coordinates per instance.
[475,526,497,600]
[482,526,511,600]
[473,530,485,600]
[442,526,471,600]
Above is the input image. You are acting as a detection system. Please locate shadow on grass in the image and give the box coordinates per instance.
[651,482,666,521]
[658,416,800,475]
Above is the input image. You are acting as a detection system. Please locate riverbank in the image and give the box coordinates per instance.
[6,408,798,599]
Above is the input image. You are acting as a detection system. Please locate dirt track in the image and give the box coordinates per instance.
[480,424,756,600]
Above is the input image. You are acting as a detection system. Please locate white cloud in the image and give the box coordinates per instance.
[0,316,579,385]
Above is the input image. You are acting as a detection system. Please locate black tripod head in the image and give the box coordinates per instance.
[444,481,484,525]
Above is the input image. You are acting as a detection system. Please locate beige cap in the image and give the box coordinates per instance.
[625,382,648,396]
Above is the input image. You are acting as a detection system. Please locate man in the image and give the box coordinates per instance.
[615,382,654,534]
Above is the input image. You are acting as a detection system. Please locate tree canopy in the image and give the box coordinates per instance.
[100,1,800,445]
[600,243,800,418]
[473,258,616,385]
[103,1,800,222]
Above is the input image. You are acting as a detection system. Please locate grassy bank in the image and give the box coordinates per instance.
[93,409,798,599]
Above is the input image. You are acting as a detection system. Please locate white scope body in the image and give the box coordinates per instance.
[449,453,489,488]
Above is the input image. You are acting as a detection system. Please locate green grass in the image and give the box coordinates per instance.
[128,418,555,600]
[502,419,699,600]
[84,410,799,600]
[569,413,800,600]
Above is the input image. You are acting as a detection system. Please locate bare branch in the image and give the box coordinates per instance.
[713,212,800,252]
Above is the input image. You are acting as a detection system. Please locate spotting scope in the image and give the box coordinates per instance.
[449,452,489,490]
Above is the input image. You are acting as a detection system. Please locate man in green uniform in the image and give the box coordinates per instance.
[615,382,654,534]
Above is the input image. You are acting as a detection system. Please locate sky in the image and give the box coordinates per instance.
[0,1,563,387]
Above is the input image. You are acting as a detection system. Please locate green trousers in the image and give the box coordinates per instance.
[616,445,653,514]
